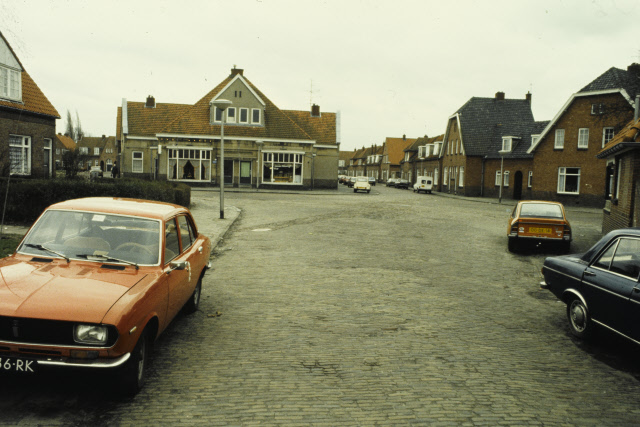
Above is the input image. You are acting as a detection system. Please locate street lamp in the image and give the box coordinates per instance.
[213,99,232,219]
[255,140,263,190]
[498,150,507,204]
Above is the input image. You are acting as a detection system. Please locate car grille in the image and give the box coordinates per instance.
[0,316,118,347]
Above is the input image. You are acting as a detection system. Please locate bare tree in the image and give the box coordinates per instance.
[65,109,85,142]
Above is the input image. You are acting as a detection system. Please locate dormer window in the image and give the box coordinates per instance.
[531,134,540,148]
[227,107,236,123]
[502,137,512,152]
[252,108,261,124]
[0,65,21,102]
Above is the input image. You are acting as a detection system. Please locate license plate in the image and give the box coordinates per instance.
[529,227,552,234]
[0,356,36,373]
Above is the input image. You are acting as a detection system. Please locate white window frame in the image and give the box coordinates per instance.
[554,129,565,149]
[226,107,236,123]
[239,108,249,124]
[503,171,510,187]
[557,167,581,195]
[531,134,540,148]
[459,166,464,187]
[132,151,144,173]
[94,147,100,156]
[95,160,99,166]
[528,171,533,188]
[251,108,261,124]
[495,170,502,186]
[577,128,589,149]
[9,135,31,175]
[261,151,304,185]
[444,167,449,184]
[602,127,615,147]
[502,137,512,152]
[0,65,22,101]
[79,147,88,155]
[434,168,439,185]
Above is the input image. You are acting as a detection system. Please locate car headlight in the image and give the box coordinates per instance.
[74,324,109,345]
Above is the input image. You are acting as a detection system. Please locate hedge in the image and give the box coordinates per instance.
[0,178,191,224]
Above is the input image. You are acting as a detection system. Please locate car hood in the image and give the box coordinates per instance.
[0,257,147,323]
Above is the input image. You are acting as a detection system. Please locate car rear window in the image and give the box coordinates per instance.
[519,203,563,219]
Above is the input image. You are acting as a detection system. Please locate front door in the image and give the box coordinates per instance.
[224,160,233,185]
[240,161,251,185]
[513,171,523,200]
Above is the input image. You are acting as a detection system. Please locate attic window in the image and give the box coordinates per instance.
[502,137,512,152]
[234,90,242,98]
[591,103,605,115]
[0,65,21,101]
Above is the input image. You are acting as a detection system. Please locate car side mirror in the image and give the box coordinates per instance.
[169,260,187,271]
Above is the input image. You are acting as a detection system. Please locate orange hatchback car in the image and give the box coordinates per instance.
[0,198,211,395]
[508,201,571,253]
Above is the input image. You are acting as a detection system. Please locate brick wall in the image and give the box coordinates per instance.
[602,151,639,233]
[0,110,57,178]
[531,93,633,208]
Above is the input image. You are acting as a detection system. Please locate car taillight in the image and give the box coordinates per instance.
[510,221,519,233]
[563,225,571,240]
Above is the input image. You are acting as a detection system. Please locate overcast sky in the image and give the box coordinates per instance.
[1,0,639,151]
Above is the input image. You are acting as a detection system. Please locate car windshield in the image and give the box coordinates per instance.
[519,203,564,219]
[18,210,161,265]
[356,177,368,182]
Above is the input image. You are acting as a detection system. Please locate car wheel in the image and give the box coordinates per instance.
[367,190,370,193]
[184,275,202,314]
[567,297,591,339]
[353,189,357,193]
[508,237,517,253]
[119,329,149,396]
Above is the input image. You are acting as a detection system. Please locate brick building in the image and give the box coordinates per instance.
[528,64,640,207]
[380,136,416,182]
[412,135,443,187]
[597,108,640,233]
[439,92,543,199]
[0,31,59,178]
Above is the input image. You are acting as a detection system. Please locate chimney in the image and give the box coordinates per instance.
[231,66,244,77]
[311,104,320,117]
[145,95,156,108]
[627,63,640,77]
[495,92,505,101]
[102,134,106,139]
[525,92,532,104]
[403,134,406,141]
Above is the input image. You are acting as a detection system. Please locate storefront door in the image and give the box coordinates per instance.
[224,160,233,185]
[240,161,251,185]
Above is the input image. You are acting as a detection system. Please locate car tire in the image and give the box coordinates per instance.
[119,329,149,396]
[508,237,517,253]
[353,189,357,193]
[184,274,202,314]
[567,297,591,339]
[367,190,370,193]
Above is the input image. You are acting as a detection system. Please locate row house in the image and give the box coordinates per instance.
[0,31,59,178]
[54,133,75,169]
[527,64,640,207]
[410,135,443,185]
[346,147,366,176]
[381,135,416,182]
[439,92,545,199]
[117,67,339,190]
[365,144,383,181]
[400,138,420,183]
[77,135,117,172]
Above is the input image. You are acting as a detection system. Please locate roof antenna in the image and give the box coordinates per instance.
[310,79,313,109]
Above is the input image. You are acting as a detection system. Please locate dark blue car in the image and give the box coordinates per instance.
[542,228,640,343]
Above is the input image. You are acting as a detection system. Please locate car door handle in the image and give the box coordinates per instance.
[198,246,203,254]
[633,288,640,293]
[584,271,596,277]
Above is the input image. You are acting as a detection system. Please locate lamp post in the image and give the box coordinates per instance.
[255,140,263,190]
[498,150,507,204]
[213,99,232,219]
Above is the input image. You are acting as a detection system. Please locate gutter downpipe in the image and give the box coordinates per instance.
[480,157,486,197]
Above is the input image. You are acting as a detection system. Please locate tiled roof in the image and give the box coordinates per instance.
[455,97,536,158]
[79,135,116,149]
[385,137,417,164]
[0,31,59,119]
[579,64,640,97]
[339,150,353,161]
[283,110,336,145]
[55,133,76,150]
[597,117,640,158]
[157,73,313,141]
[120,102,192,137]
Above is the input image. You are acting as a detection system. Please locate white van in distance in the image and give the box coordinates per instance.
[413,176,433,194]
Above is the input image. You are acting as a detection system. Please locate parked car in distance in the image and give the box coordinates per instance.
[368,176,376,186]
[0,197,212,395]
[395,179,409,189]
[413,176,433,194]
[347,177,356,188]
[508,200,571,253]
[90,166,103,179]
[541,228,640,342]
[353,176,371,193]
[386,178,398,187]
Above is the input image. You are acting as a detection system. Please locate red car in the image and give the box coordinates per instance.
[0,197,211,395]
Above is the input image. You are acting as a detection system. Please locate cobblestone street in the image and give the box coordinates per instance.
[2,186,640,426]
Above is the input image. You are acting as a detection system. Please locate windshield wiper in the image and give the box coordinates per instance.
[25,244,70,262]
[75,254,139,270]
